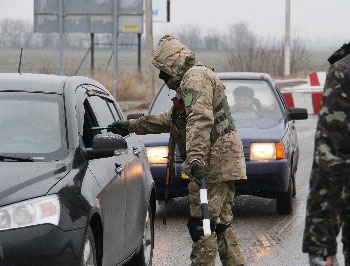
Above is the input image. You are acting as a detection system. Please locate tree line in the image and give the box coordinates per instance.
[0,18,314,76]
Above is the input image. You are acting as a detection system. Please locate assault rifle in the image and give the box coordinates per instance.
[163,135,176,225]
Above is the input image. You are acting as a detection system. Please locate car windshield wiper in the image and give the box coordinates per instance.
[0,155,35,162]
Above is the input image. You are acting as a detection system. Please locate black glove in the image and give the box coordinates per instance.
[190,159,207,187]
[107,121,130,137]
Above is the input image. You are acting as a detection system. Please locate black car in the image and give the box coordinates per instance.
[139,72,307,215]
[0,73,156,266]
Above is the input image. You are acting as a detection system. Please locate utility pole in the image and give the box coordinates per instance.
[145,0,155,100]
[284,0,291,76]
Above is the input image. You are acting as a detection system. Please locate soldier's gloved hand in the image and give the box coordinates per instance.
[309,254,339,266]
[107,121,130,137]
[190,159,207,187]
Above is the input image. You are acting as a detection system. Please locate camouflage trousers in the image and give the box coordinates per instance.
[188,180,246,266]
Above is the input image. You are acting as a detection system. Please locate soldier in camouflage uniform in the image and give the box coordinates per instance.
[108,35,247,266]
[302,43,350,266]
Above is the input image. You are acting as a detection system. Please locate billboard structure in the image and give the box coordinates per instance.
[34,0,144,98]
[34,0,143,34]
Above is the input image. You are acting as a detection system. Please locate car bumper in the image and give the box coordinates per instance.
[151,159,290,199]
[0,224,85,266]
[235,159,290,197]
[150,164,189,199]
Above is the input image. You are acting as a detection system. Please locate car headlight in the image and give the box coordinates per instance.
[0,195,60,231]
[250,141,286,161]
[146,146,168,164]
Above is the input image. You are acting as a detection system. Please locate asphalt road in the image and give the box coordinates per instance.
[151,115,344,266]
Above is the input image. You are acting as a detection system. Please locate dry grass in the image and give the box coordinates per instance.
[91,71,147,101]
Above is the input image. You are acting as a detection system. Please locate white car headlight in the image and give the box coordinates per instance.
[250,142,286,161]
[0,195,60,231]
[146,146,168,164]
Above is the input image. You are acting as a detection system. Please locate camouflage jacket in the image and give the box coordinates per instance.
[129,35,246,183]
[302,54,350,256]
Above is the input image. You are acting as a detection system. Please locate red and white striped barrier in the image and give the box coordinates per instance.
[308,71,326,87]
[280,72,326,115]
[282,90,323,115]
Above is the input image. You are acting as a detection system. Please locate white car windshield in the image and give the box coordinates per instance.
[149,79,283,121]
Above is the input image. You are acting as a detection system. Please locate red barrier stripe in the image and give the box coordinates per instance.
[309,72,321,86]
[312,91,323,114]
[282,92,294,107]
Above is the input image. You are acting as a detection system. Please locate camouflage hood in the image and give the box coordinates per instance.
[151,35,196,81]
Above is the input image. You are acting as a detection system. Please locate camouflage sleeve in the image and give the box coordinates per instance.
[128,111,171,135]
[181,70,214,170]
[302,60,350,256]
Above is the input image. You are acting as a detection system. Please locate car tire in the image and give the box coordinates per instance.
[127,204,154,266]
[292,172,296,198]
[81,226,97,266]
[276,176,293,215]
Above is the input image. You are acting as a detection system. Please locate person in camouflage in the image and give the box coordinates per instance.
[108,34,247,266]
[302,43,350,266]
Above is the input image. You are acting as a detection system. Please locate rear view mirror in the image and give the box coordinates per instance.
[286,108,308,120]
[82,134,128,160]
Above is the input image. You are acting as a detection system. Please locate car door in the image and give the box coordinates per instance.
[105,100,148,257]
[80,86,128,265]
[123,132,148,256]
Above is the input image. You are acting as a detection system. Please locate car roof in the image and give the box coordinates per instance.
[0,73,70,94]
[217,72,275,82]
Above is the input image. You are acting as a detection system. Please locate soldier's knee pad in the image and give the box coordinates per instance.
[187,217,204,242]
[215,220,233,236]
[187,217,216,242]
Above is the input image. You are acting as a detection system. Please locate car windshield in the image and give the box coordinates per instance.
[0,92,67,161]
[149,79,283,122]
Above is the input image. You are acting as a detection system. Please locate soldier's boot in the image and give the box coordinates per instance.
[190,233,217,266]
[217,224,246,266]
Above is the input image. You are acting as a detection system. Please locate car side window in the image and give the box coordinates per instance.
[82,96,117,148]
[87,96,116,128]
[107,100,124,121]
[82,99,98,148]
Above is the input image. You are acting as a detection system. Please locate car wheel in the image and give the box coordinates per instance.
[276,175,293,215]
[127,204,154,266]
[81,226,97,266]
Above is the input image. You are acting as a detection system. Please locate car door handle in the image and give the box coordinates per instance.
[133,147,141,155]
[115,163,124,173]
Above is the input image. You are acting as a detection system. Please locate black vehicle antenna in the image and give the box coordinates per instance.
[18,48,23,75]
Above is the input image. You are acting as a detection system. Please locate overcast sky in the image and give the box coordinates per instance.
[1,0,349,44]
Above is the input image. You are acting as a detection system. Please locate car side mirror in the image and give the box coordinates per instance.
[127,113,144,120]
[82,134,128,160]
[286,108,308,120]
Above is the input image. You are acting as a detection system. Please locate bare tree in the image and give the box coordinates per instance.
[203,32,223,50]
[0,19,33,48]
[224,22,309,76]
[175,25,202,50]
[289,35,310,75]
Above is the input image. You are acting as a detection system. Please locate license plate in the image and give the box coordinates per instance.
[181,172,189,179]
